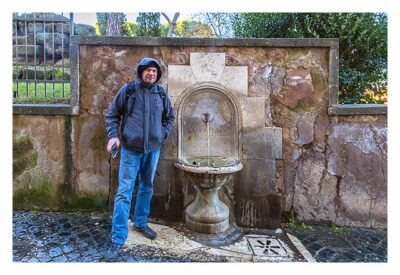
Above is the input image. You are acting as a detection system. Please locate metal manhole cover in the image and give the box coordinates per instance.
[247,236,289,257]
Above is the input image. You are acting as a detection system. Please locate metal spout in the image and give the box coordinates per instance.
[201,112,214,122]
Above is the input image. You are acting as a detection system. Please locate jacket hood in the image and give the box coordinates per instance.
[136,57,162,84]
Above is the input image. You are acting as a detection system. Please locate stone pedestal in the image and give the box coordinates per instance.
[175,161,242,234]
[185,180,230,234]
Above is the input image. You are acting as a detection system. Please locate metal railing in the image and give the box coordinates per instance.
[13,13,73,104]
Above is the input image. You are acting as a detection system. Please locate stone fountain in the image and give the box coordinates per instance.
[174,83,243,234]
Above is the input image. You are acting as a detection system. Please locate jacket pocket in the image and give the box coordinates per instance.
[122,117,143,148]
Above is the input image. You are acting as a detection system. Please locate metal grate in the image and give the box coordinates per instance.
[247,236,290,257]
[12,12,73,104]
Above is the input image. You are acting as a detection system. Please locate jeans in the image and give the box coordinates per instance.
[111,147,160,245]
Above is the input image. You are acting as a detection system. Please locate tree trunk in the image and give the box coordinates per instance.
[106,13,124,36]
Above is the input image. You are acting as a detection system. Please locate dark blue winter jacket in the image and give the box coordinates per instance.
[105,58,175,153]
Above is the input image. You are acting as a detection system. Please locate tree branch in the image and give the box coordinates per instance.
[164,12,180,37]
[161,13,171,24]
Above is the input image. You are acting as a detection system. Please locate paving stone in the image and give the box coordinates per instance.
[52,255,68,262]
[82,256,94,262]
[27,257,39,262]
[78,241,89,249]
[38,256,52,262]
[62,244,76,253]
[66,252,82,262]
[48,247,63,257]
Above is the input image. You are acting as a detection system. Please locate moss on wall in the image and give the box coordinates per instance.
[13,174,58,210]
[311,67,328,94]
[13,174,108,211]
[13,135,38,178]
[62,189,108,210]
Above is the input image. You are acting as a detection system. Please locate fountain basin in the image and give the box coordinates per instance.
[175,156,242,174]
[175,157,243,233]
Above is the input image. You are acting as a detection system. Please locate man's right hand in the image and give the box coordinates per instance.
[107,137,120,153]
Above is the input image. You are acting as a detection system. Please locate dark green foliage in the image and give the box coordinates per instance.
[96,13,107,35]
[136,13,161,37]
[232,13,387,104]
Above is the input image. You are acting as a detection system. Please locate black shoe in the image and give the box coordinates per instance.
[103,242,123,262]
[133,225,157,240]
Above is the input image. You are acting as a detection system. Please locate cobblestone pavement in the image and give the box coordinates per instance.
[13,211,192,262]
[285,224,387,262]
[12,211,387,263]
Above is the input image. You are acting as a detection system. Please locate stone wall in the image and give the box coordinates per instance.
[13,115,109,210]
[13,37,387,229]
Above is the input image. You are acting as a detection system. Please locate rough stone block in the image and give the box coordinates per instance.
[250,64,273,97]
[190,53,225,82]
[235,194,281,228]
[325,122,387,227]
[237,159,276,195]
[242,127,283,160]
[335,172,387,227]
[167,65,196,97]
[271,66,286,95]
[238,97,266,130]
[272,67,314,109]
[295,116,315,146]
[220,66,248,96]
[292,151,331,221]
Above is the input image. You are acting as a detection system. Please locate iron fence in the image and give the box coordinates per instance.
[13,13,74,104]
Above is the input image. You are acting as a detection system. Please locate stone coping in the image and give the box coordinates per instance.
[328,104,387,115]
[13,103,79,115]
[71,36,339,47]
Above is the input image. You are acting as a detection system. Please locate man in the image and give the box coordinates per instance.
[104,57,175,261]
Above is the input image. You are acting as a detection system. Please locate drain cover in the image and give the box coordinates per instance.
[247,236,289,257]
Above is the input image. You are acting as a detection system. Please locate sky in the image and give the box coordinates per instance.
[74,13,101,26]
